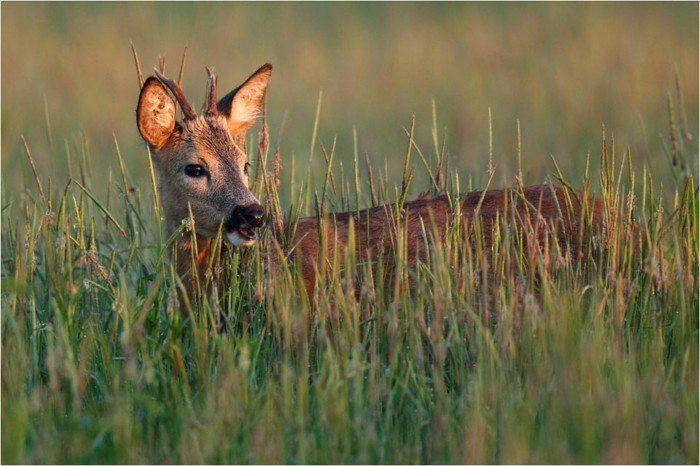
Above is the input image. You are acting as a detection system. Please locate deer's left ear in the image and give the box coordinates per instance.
[217,63,272,138]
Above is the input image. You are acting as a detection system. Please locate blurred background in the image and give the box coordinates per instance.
[2,2,698,203]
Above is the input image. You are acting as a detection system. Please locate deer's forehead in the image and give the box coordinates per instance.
[179,116,244,162]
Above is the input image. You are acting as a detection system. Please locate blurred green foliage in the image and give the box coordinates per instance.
[2,2,697,196]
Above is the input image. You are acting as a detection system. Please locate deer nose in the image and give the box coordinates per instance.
[239,203,265,227]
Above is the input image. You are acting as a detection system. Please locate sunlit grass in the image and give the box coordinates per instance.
[1,4,698,462]
[2,76,697,462]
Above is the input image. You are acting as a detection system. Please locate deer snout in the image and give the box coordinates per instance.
[226,203,265,229]
[240,204,265,228]
[224,203,265,247]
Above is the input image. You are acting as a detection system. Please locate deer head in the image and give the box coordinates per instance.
[136,63,272,247]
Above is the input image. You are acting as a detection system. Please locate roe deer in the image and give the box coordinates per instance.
[136,64,605,299]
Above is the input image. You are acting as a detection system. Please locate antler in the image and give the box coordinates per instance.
[154,68,196,120]
[205,67,218,115]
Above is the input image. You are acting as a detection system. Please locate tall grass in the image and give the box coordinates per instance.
[2,68,697,463]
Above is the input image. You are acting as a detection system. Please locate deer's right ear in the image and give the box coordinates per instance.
[137,77,177,150]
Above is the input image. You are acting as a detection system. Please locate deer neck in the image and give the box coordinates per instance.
[169,227,219,292]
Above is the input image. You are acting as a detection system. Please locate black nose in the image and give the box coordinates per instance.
[238,203,265,228]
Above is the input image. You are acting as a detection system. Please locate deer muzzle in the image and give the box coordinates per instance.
[224,203,265,247]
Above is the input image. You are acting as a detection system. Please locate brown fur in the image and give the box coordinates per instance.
[287,183,603,297]
[136,64,605,301]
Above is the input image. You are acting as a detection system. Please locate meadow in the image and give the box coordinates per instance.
[2,3,698,463]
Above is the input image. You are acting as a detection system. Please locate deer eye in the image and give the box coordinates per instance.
[184,164,205,177]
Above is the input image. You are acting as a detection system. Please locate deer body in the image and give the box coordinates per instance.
[136,64,604,299]
[288,184,602,297]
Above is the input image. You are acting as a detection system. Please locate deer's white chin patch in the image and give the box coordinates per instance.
[226,229,256,248]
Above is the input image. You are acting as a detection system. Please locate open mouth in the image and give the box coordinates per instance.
[236,226,256,241]
[224,204,265,247]
[226,225,258,247]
